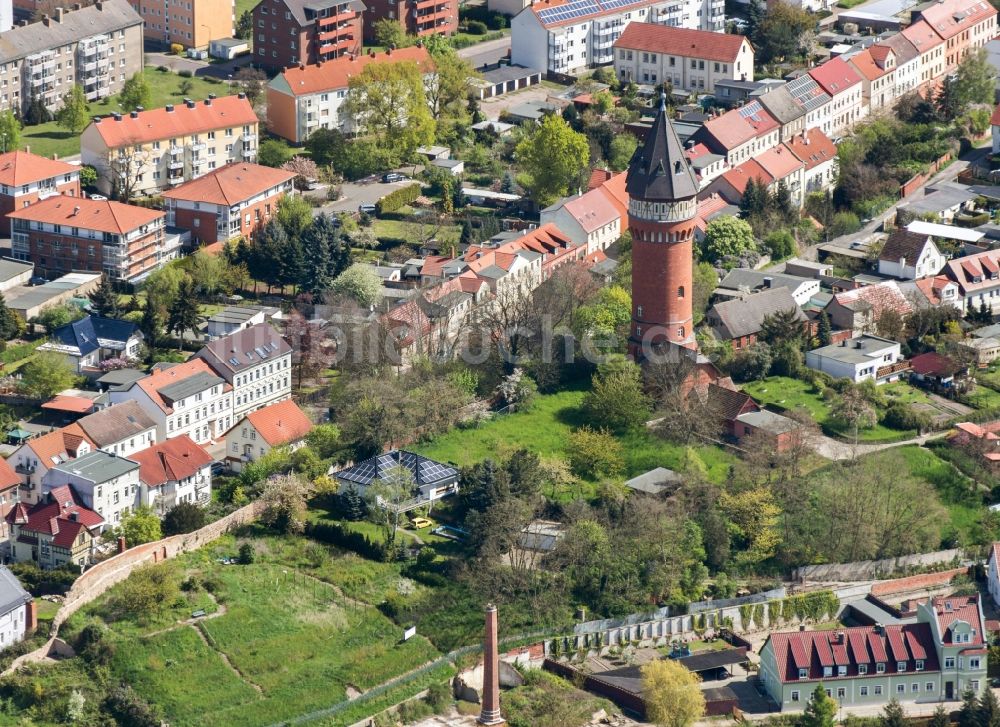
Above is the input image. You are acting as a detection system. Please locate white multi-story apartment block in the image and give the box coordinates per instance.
[195,323,293,420]
[80,94,259,198]
[108,359,234,444]
[511,0,724,76]
[613,23,753,93]
[42,450,141,527]
[0,1,143,117]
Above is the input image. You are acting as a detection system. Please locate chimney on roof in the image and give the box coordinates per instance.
[855,340,863,348]
[185,99,196,109]
[113,113,122,121]
[204,98,212,106]
[874,622,883,634]
[238,92,246,99]
[835,630,844,644]
[69,512,77,522]
[166,104,174,112]
[41,14,50,25]
[55,7,63,21]
[208,93,216,100]
[72,205,80,216]
[129,110,138,119]
[763,276,773,288]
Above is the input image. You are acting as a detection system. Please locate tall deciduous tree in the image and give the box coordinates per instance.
[234,66,268,106]
[276,193,313,239]
[119,506,162,546]
[342,60,434,160]
[281,157,319,190]
[330,263,383,309]
[0,110,21,152]
[0,294,23,341]
[118,72,151,113]
[955,48,996,111]
[425,46,477,144]
[702,216,756,264]
[641,658,705,727]
[56,85,90,134]
[514,114,589,206]
[19,351,79,399]
[582,357,651,432]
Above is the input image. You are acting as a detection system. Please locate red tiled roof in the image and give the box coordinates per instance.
[131,435,213,487]
[850,49,891,81]
[6,196,164,235]
[244,398,312,446]
[587,168,615,190]
[991,103,1000,127]
[918,0,996,40]
[134,358,227,414]
[869,45,895,65]
[809,57,862,96]
[913,275,955,305]
[613,22,748,62]
[41,395,96,414]
[563,186,622,233]
[6,485,103,549]
[720,158,774,195]
[756,144,804,181]
[945,249,1000,293]
[833,281,913,319]
[706,383,758,421]
[0,458,19,491]
[275,48,433,96]
[162,163,295,206]
[932,595,985,646]
[767,624,940,683]
[23,428,94,467]
[910,351,957,377]
[90,95,258,148]
[597,172,628,218]
[901,19,945,53]
[0,151,78,187]
[785,128,837,171]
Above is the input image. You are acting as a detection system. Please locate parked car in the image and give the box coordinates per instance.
[409,517,434,529]
[210,462,227,476]
[382,172,404,183]
[358,203,377,214]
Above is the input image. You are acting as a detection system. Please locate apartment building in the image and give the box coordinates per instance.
[874,33,920,99]
[194,322,293,419]
[902,19,946,88]
[511,0,725,76]
[162,163,296,246]
[0,150,79,236]
[79,94,259,198]
[760,596,988,710]
[913,0,997,72]
[132,0,235,50]
[43,450,141,526]
[612,23,753,93]
[0,0,143,117]
[849,47,898,113]
[784,74,833,136]
[252,0,364,72]
[7,196,173,284]
[808,57,866,136]
[696,100,780,166]
[362,0,457,45]
[266,47,432,144]
[131,436,213,512]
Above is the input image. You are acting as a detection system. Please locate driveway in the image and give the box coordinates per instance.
[810,431,947,460]
[143,52,252,80]
[458,35,512,70]
[309,175,421,215]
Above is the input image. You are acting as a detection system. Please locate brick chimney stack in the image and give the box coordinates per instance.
[478,604,505,726]
[25,600,36,632]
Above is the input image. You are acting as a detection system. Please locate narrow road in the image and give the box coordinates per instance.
[810,430,947,460]
[457,35,512,69]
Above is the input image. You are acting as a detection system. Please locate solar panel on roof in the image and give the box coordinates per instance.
[537,0,599,24]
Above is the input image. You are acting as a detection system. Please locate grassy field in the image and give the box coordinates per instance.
[372,218,462,246]
[742,376,928,442]
[415,389,738,488]
[22,68,230,159]
[55,533,443,727]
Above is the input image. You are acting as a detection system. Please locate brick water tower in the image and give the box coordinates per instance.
[626,94,700,360]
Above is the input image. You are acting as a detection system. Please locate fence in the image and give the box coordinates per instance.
[792,548,965,583]
[543,658,646,718]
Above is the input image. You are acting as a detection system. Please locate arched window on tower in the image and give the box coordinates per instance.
[677,326,685,339]
[637,305,643,317]
[677,286,685,299]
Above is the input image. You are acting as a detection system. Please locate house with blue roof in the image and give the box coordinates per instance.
[37,316,143,373]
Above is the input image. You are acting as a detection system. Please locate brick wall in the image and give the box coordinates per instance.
[869,566,969,597]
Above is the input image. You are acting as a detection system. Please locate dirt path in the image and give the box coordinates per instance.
[809,430,947,460]
[192,620,264,694]
[142,593,229,638]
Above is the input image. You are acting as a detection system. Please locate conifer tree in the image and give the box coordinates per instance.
[167,279,199,348]
[880,698,906,727]
[88,275,121,319]
[0,293,22,341]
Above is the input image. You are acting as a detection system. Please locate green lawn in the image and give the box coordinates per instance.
[372,218,462,246]
[742,376,925,442]
[59,533,443,727]
[415,389,737,489]
[22,68,229,159]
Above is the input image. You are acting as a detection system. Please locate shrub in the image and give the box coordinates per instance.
[103,685,162,727]
[426,681,452,713]
[156,65,169,73]
[169,43,184,55]
[376,183,422,215]
[238,542,256,565]
[881,401,931,432]
[162,502,206,535]
[566,426,624,479]
[465,19,488,34]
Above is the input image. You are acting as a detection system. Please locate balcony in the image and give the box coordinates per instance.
[168,159,184,170]
[188,141,207,152]
[317,10,356,28]
[169,145,184,155]
[190,157,206,168]
[168,176,185,185]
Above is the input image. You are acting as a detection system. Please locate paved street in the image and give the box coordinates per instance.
[307,175,421,215]
[458,35,512,70]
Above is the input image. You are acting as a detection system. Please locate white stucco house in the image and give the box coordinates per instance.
[804,335,904,384]
[877,229,946,280]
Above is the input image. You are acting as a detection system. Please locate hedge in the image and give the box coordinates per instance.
[304,520,387,560]
[377,183,422,215]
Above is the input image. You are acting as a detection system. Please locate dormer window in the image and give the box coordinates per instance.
[916,660,924,671]
[876,663,886,674]
[823,666,832,677]
[799,668,808,679]
[897,662,906,672]
[858,664,868,675]
[838,666,847,677]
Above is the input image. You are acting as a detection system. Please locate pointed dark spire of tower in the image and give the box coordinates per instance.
[625,92,699,202]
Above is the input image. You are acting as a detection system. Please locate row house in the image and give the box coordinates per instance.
[194,322,293,420]
[902,20,946,89]
[130,435,213,512]
[943,248,1000,313]
[540,176,625,254]
[0,460,22,546]
[685,143,728,189]
[705,141,808,207]
[696,100,780,166]
[914,0,997,73]
[253,0,364,72]
[849,47,897,114]
[132,0,234,50]
[6,486,104,569]
[785,128,838,194]
[0,0,143,117]
[808,57,866,136]
[757,86,807,143]
[80,94,259,198]
[362,0,457,44]
[225,398,312,472]
[760,596,988,709]
[0,150,79,237]
[62,400,156,460]
[163,163,296,247]
[511,0,724,77]
[108,358,234,444]
[876,33,921,99]
[612,23,754,94]
[266,47,432,144]
[785,75,833,137]
[7,196,172,284]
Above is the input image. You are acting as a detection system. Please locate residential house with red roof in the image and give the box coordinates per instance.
[849,47,898,113]
[540,179,624,253]
[827,280,913,333]
[131,435,213,513]
[808,57,866,136]
[225,399,312,472]
[784,74,833,137]
[759,595,988,710]
[873,33,921,99]
[696,101,780,166]
[706,158,774,206]
[0,459,22,545]
[684,143,729,189]
[901,20,946,89]
[6,485,104,569]
[9,429,94,506]
[785,128,838,194]
[611,24,754,94]
[705,142,806,207]
[7,196,170,285]
[107,358,234,444]
[913,0,997,73]
[942,248,1000,313]
[163,163,296,246]
[266,48,434,144]
[252,0,364,72]
[510,0,725,76]
[0,151,79,237]
[42,450,141,527]
[80,94,259,198]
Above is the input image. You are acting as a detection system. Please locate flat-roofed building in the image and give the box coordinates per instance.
[253,0,364,72]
